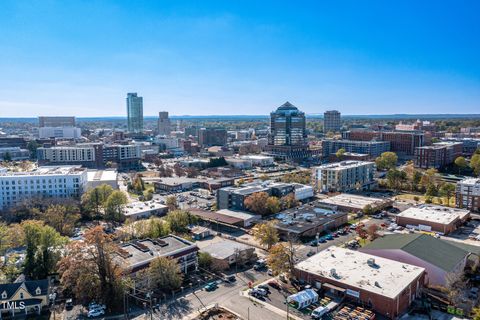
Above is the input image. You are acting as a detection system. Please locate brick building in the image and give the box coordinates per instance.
[414,142,462,169]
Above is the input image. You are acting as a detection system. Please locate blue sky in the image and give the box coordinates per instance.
[0,1,479,117]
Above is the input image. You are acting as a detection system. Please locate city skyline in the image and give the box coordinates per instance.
[0,1,479,117]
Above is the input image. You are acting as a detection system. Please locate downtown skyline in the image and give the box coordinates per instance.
[0,1,479,117]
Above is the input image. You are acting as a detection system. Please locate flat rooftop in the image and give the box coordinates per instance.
[200,239,253,260]
[115,235,197,270]
[314,161,374,171]
[87,170,117,182]
[123,200,167,216]
[0,165,85,176]
[216,209,260,220]
[318,193,390,210]
[397,205,470,225]
[458,177,480,186]
[296,246,425,299]
[155,177,200,185]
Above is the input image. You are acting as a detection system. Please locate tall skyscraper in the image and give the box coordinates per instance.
[265,102,315,162]
[126,93,143,133]
[324,110,341,133]
[269,101,307,146]
[157,111,171,136]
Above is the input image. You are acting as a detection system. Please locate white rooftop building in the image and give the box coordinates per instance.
[86,170,118,190]
[123,200,168,220]
[312,161,376,193]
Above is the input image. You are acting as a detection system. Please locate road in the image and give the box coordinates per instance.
[132,270,283,320]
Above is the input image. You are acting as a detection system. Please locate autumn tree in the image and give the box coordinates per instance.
[362,204,374,215]
[471,153,480,176]
[267,243,291,276]
[253,222,279,250]
[244,192,270,215]
[42,204,80,236]
[165,196,178,211]
[265,196,281,214]
[367,224,380,240]
[104,190,127,222]
[335,148,346,161]
[280,194,299,210]
[147,257,183,291]
[57,226,124,308]
[375,152,398,171]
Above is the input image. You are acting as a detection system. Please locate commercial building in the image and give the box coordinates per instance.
[312,161,376,193]
[157,111,171,136]
[86,170,118,190]
[414,142,462,169]
[199,239,257,269]
[323,110,341,133]
[115,236,198,286]
[274,204,348,239]
[38,126,82,139]
[292,183,314,201]
[0,166,88,210]
[126,93,144,133]
[123,200,168,220]
[362,234,480,287]
[456,178,480,212]
[265,102,312,162]
[154,177,200,193]
[318,193,392,213]
[215,209,261,227]
[321,139,390,159]
[38,116,75,127]
[0,147,30,161]
[294,246,425,319]
[198,128,227,147]
[0,279,50,317]
[395,204,470,235]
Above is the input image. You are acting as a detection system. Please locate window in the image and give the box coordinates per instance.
[19,292,24,299]
[1,291,6,299]
[35,287,41,295]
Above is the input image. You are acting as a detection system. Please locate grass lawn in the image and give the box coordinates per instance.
[395,193,455,206]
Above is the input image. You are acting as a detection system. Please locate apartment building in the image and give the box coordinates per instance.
[414,142,463,169]
[321,139,390,159]
[0,166,88,210]
[456,178,480,212]
[312,161,376,193]
[323,110,341,133]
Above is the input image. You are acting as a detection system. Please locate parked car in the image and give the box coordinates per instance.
[250,288,268,297]
[267,269,274,276]
[87,309,105,318]
[256,284,270,293]
[307,250,315,257]
[267,280,280,289]
[254,259,267,270]
[222,274,236,283]
[204,282,218,291]
[65,298,73,311]
[324,234,333,240]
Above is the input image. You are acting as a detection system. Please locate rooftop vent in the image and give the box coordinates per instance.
[367,258,376,267]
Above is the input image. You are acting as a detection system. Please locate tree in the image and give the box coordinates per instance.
[425,183,438,197]
[259,174,269,181]
[81,184,114,218]
[173,163,185,177]
[335,148,346,161]
[198,252,213,269]
[147,257,183,291]
[165,196,178,211]
[43,204,80,236]
[439,183,456,207]
[367,224,380,240]
[208,157,227,168]
[386,169,407,191]
[280,194,299,210]
[253,222,279,250]
[185,167,199,178]
[267,243,290,276]
[26,140,39,159]
[375,152,398,171]
[471,153,480,176]
[164,210,197,233]
[362,204,374,215]
[132,175,145,194]
[57,226,124,308]
[104,190,127,222]
[454,156,468,174]
[244,192,270,215]
[473,307,480,320]
[22,220,67,279]
[265,196,281,214]
[355,225,368,242]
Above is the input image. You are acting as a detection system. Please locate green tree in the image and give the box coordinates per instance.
[81,184,114,218]
[164,210,197,233]
[425,183,438,197]
[439,183,456,207]
[26,140,39,159]
[165,196,178,211]
[335,148,346,160]
[362,204,374,215]
[147,257,183,291]
[471,153,480,176]
[104,190,127,222]
[375,152,398,170]
[386,169,407,191]
[454,156,468,174]
[253,222,279,250]
[198,252,213,269]
[43,204,80,236]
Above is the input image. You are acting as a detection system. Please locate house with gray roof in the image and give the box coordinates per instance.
[0,279,49,317]
[361,234,479,287]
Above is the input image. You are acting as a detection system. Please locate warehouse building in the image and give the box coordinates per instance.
[295,247,425,319]
[318,193,392,213]
[395,204,470,235]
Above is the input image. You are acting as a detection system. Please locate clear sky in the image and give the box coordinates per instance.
[0,1,479,117]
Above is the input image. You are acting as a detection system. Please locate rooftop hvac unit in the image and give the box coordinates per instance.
[367,258,376,267]
[330,268,337,277]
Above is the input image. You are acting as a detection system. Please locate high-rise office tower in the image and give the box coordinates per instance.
[126,93,144,133]
[324,110,341,133]
[157,111,171,136]
[269,101,307,146]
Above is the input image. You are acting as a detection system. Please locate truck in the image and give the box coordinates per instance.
[311,301,339,319]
